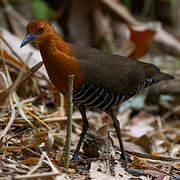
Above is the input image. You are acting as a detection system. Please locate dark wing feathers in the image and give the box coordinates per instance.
[71,44,173,95]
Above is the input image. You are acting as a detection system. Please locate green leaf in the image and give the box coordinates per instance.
[123,0,131,11]
[32,0,53,19]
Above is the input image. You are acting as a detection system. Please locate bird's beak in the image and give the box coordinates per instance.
[20,33,37,48]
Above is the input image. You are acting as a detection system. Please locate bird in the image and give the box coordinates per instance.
[20,19,174,172]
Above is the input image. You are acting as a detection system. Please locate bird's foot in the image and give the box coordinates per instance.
[120,153,147,177]
[71,153,79,161]
[120,151,128,161]
[120,151,129,169]
[71,155,90,170]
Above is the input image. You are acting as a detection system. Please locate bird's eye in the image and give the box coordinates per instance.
[38,26,44,33]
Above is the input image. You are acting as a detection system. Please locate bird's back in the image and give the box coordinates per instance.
[71,44,172,94]
[70,44,173,109]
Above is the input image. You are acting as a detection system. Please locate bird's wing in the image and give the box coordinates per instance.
[70,44,160,95]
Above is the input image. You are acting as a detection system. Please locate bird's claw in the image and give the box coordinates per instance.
[71,155,90,170]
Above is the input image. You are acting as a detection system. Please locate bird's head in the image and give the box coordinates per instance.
[20,19,55,48]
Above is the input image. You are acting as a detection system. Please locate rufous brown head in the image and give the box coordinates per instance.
[20,19,55,48]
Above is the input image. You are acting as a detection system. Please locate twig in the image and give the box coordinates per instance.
[0,99,15,140]
[0,129,29,148]
[44,152,59,173]
[27,151,46,175]
[0,61,43,106]
[0,61,43,133]
[21,105,50,130]
[13,172,62,179]
[64,74,74,168]
[0,116,82,123]
[43,116,81,123]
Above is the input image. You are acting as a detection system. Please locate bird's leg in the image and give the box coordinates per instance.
[71,105,89,161]
[105,109,128,169]
[105,109,152,175]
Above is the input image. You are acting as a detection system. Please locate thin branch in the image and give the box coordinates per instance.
[13,172,62,180]
[64,74,74,168]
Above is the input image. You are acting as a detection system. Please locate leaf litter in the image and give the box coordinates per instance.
[0,12,180,180]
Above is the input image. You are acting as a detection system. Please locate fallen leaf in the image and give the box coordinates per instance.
[128,24,156,59]
[136,134,152,153]
[126,121,154,138]
[144,170,166,180]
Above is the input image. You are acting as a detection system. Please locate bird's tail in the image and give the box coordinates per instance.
[153,72,174,83]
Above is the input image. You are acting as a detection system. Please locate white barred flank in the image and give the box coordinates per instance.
[73,78,154,110]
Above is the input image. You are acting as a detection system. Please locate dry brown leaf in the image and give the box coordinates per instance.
[144,170,166,180]
[136,135,152,153]
[174,133,180,144]
[0,136,45,151]
[19,157,40,165]
[128,25,156,59]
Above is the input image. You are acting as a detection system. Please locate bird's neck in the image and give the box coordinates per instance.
[39,33,70,55]
[38,34,84,94]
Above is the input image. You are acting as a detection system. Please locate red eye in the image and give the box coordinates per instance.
[38,26,44,33]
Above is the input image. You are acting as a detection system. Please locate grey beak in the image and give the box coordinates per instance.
[20,33,37,48]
